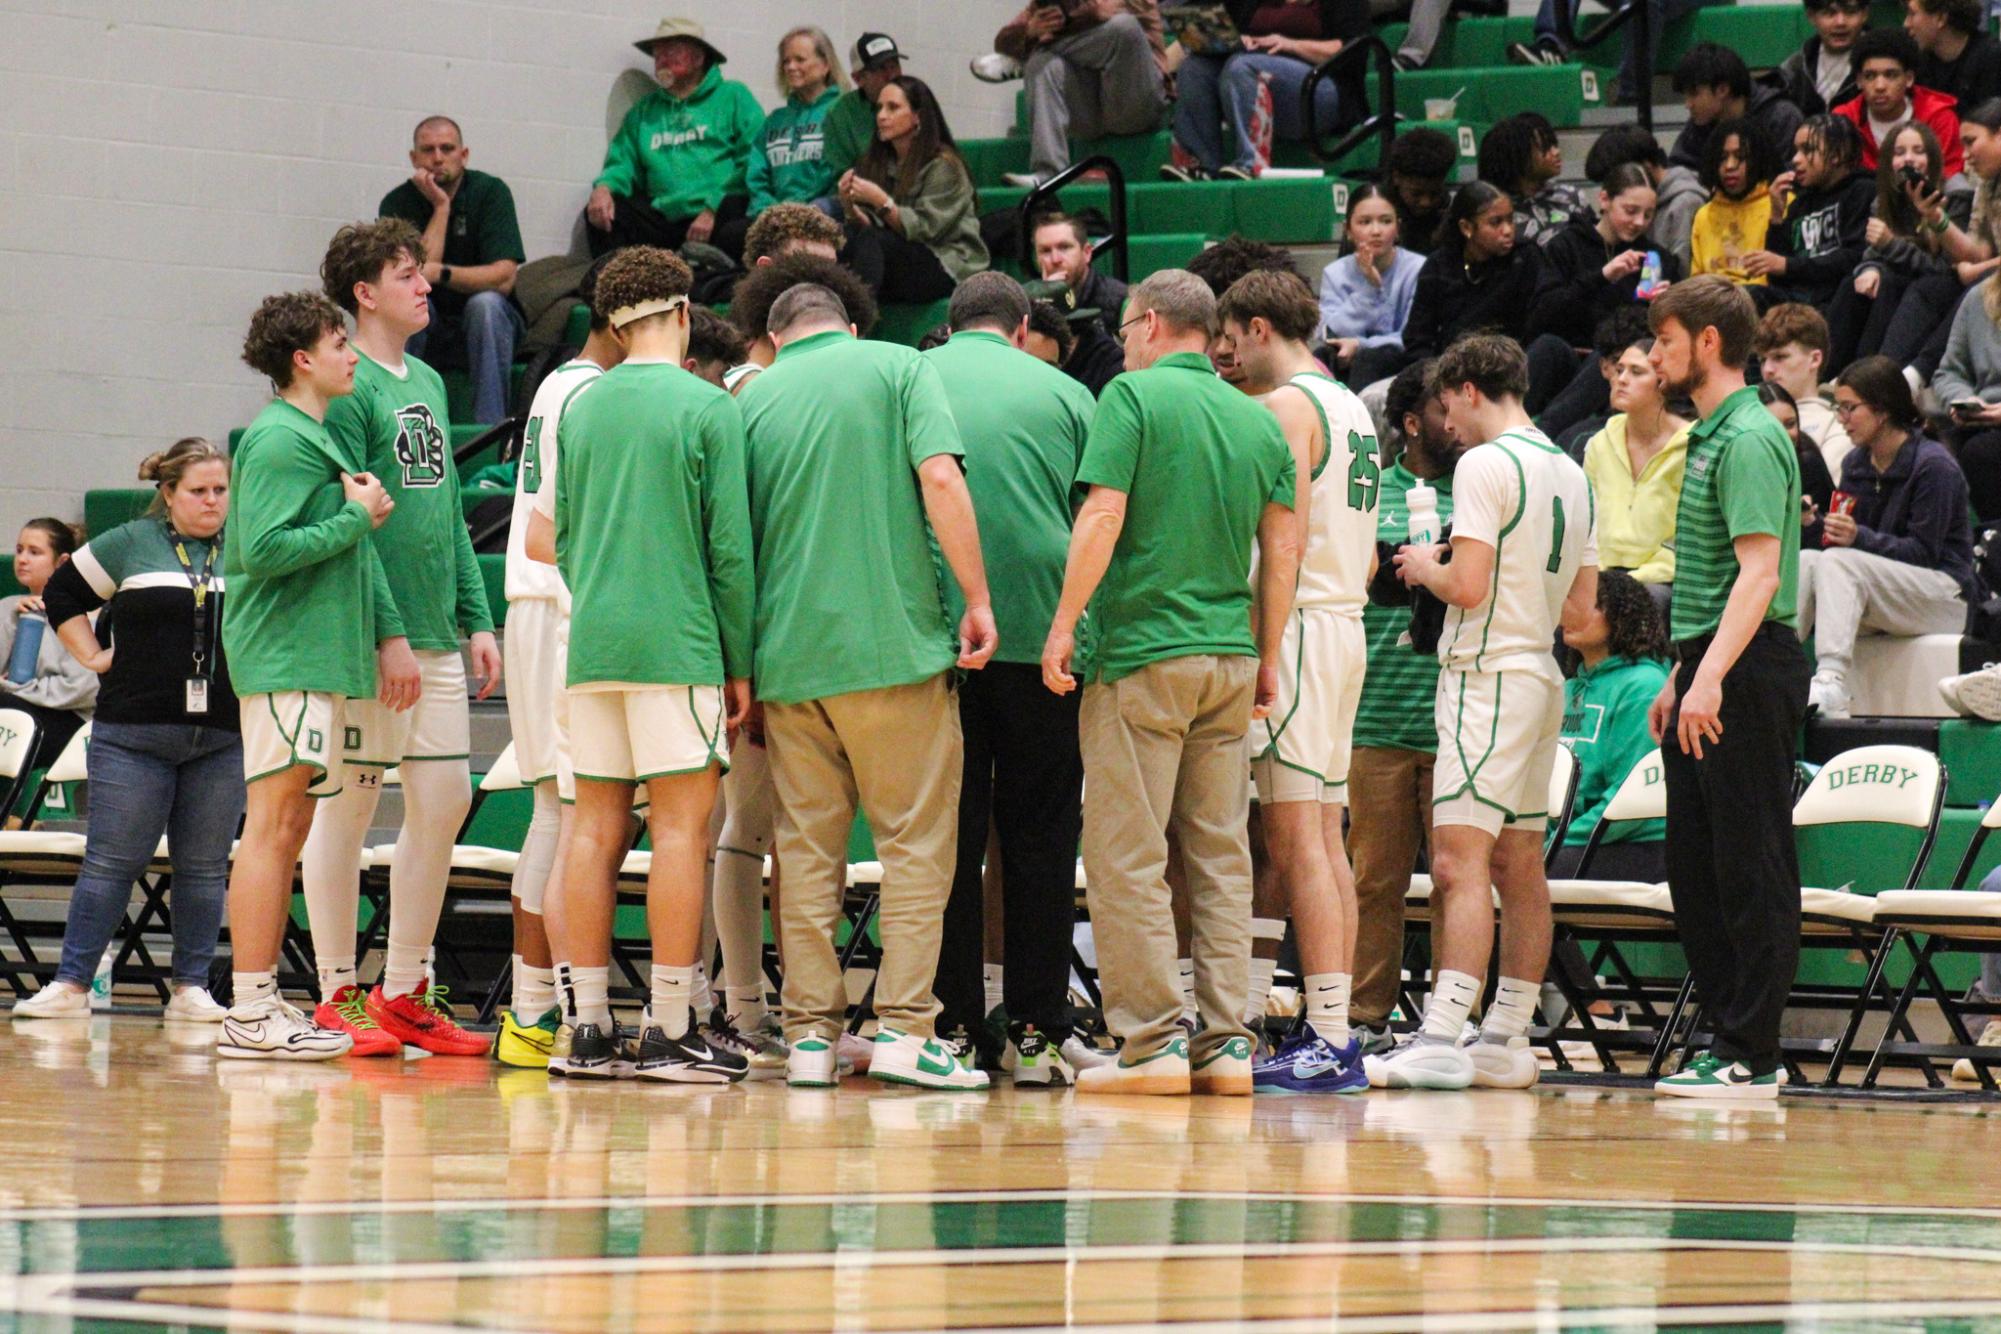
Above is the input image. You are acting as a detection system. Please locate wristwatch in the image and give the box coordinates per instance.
[439,265,454,286]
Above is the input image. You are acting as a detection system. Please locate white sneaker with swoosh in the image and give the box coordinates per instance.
[870,1028,990,1091]
[217,995,354,1061]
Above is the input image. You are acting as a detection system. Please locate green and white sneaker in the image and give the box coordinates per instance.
[1003,1024,1075,1087]
[869,1028,990,1090]
[1654,1051,1780,1100]
[788,1034,840,1087]
[1077,1035,1191,1096]
[1192,1035,1254,1096]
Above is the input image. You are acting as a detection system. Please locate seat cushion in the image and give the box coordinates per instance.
[1800,885,1882,933]
[0,830,88,875]
[1548,879,1676,930]
[1872,889,2001,940]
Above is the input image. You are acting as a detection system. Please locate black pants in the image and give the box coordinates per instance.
[1523,333,1582,419]
[1661,623,1810,1075]
[585,193,750,262]
[841,226,956,303]
[1825,269,1919,372]
[1881,269,1964,382]
[936,662,1084,1046]
[1954,428,2001,523]
[1537,350,1611,440]
[1548,841,1666,996]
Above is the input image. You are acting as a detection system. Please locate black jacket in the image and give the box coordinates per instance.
[1918,33,2001,116]
[1838,432,1978,599]
[1669,85,1806,178]
[1401,242,1546,360]
[1064,322,1126,397]
[1527,215,1685,346]
[1765,36,1857,119]
[1073,268,1129,339]
[1769,171,1875,308]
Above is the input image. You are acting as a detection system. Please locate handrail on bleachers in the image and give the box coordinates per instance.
[1550,0,1655,129]
[454,416,521,470]
[1019,155,1129,282]
[1304,33,1398,172]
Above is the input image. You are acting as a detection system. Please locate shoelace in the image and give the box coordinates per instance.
[334,991,381,1030]
[413,986,464,1029]
[707,1022,754,1056]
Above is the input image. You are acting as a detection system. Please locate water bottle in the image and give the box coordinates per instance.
[1636,249,1665,300]
[7,610,45,686]
[90,947,113,1011]
[1406,484,1441,547]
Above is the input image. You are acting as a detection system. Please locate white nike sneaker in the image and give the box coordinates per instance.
[1808,670,1852,719]
[1365,1035,1475,1089]
[165,985,229,1023]
[1948,663,2001,722]
[870,1028,990,1090]
[971,53,1024,83]
[12,981,89,1019]
[788,1033,840,1087]
[1061,1034,1116,1071]
[217,995,354,1061]
[1467,1035,1540,1089]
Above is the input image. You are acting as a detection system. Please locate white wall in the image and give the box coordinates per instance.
[0,0,1020,538]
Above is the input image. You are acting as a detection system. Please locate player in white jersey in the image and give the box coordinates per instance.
[1374,334,1597,1092]
[1217,272,1379,1095]
[494,253,620,1069]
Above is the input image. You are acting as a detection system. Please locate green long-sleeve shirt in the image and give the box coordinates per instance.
[1561,654,1670,846]
[595,67,766,220]
[324,351,492,652]
[820,89,875,180]
[222,398,382,699]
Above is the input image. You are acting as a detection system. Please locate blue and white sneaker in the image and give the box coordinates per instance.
[1253,1029,1369,1095]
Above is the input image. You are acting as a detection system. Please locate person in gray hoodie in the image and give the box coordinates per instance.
[1935,271,2001,520]
[1587,124,1708,272]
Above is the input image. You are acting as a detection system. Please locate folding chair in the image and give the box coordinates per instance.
[0,708,41,824]
[0,722,88,994]
[1860,797,2001,1090]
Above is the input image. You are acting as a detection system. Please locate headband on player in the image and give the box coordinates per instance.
[608,295,689,329]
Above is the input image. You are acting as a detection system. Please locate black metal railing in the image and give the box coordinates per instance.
[1551,0,1655,129]
[1019,154,1129,281]
[1304,33,1398,172]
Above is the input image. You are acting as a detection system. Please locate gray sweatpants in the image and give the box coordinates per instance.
[1797,546,1965,677]
[1369,0,1456,66]
[1024,14,1169,177]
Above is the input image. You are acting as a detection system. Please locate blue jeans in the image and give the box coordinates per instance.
[1533,0,1714,99]
[1173,51,1340,173]
[406,289,524,424]
[55,723,244,988]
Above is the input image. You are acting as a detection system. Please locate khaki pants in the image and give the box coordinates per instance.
[1348,745,1435,1027]
[766,674,963,1042]
[1081,654,1257,1060]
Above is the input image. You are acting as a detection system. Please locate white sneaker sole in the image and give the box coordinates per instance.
[217,1038,352,1062]
[1654,1076,1780,1099]
[635,1065,739,1085]
[869,1063,989,1092]
[13,1002,89,1020]
[1958,672,2001,722]
[1010,1062,1074,1087]
[1367,1049,1475,1090]
[1469,1047,1540,1089]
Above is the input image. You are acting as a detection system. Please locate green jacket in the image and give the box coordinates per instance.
[821,89,875,180]
[873,156,989,281]
[1561,655,1670,846]
[596,67,766,220]
[748,86,841,213]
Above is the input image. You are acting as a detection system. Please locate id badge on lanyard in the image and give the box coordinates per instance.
[175,533,217,716]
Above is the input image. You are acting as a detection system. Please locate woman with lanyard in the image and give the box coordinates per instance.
[14,438,241,1020]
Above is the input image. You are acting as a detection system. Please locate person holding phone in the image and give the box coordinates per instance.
[1827,121,1971,367]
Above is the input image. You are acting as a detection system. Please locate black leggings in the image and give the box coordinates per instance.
[841,226,955,303]
[1956,428,2001,523]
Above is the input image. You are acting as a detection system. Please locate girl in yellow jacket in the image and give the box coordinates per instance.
[1690,118,1775,285]
[1583,336,1689,615]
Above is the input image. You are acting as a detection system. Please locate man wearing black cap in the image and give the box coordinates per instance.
[823,33,905,180]
[585,17,767,261]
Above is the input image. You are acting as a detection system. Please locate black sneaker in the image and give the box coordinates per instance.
[1391,52,1422,72]
[632,1024,749,1084]
[551,1020,620,1079]
[1159,162,1210,184]
[1506,39,1564,66]
[1216,164,1255,182]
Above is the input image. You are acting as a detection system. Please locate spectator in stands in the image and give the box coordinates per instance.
[824,34,905,180]
[585,19,765,260]
[1769,0,1867,118]
[1880,98,2001,387]
[1375,0,1460,74]
[1755,302,1853,481]
[1802,355,1975,718]
[990,0,1169,189]
[1402,182,1575,411]
[1317,183,1424,388]
[1907,0,2001,115]
[0,518,94,779]
[747,27,850,219]
[1668,44,1808,195]
[1349,359,1458,1054]
[1478,113,1595,247]
[1187,235,1307,386]
[1827,121,1970,368]
[1743,116,1874,315]
[1588,123,1707,273]
[1034,213,1127,339]
[742,202,845,268]
[1582,335,1689,617]
[1164,0,1368,183]
[1508,0,1706,106]
[725,252,878,383]
[1383,128,1458,257]
[1833,27,1965,175]
[1045,297,1126,395]
[1547,307,1656,456]
[1554,570,1671,882]
[1757,380,1837,551]
[838,77,989,303]
[11,440,237,1022]
[1935,269,2001,519]
[1690,119,1776,285]
[379,116,525,425]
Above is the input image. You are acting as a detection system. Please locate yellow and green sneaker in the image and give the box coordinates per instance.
[496,1006,561,1069]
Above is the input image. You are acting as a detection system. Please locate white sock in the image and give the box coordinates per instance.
[1304,972,1351,1046]
[232,970,277,1011]
[1178,958,1197,1023]
[1481,976,1540,1042]
[1244,957,1277,1026]
[691,961,715,1016]
[983,962,1005,1017]
[317,957,358,1001]
[383,942,428,1000]
[1421,969,1481,1044]
[571,965,612,1030]
[651,964,695,1039]
[514,958,557,1018]
[724,985,766,1031]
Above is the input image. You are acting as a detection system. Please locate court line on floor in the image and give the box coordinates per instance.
[8,1187,2001,1224]
[16,1238,2001,1332]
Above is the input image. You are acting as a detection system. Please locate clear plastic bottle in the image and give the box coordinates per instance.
[1406,484,1440,547]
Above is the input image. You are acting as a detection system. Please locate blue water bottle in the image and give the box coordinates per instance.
[7,611,45,686]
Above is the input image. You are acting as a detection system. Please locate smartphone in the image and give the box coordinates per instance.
[1901,164,1927,187]
[1955,398,1987,417]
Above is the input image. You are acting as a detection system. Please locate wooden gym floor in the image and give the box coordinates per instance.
[2,1015,2001,1331]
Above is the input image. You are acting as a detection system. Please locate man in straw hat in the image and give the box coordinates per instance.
[586,18,766,262]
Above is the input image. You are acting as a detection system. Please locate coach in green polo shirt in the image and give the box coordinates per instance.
[1041,268,1300,1098]
[925,272,1097,1079]
[1644,276,1810,1101]
[738,280,997,1093]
